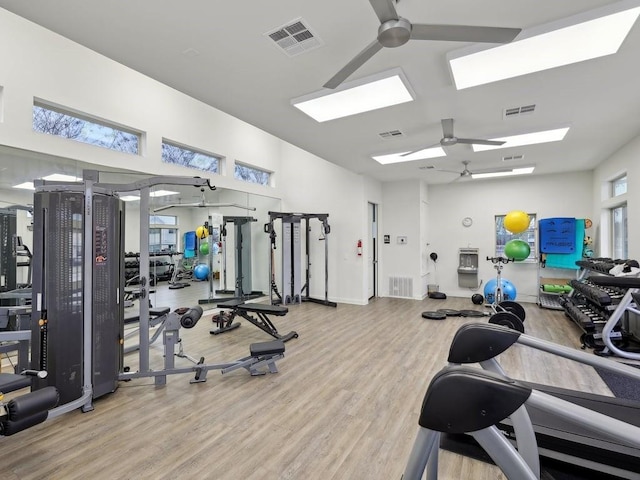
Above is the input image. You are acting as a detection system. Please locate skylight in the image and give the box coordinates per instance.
[448,2,640,89]
[372,147,446,165]
[472,127,570,152]
[292,69,415,122]
[472,166,535,179]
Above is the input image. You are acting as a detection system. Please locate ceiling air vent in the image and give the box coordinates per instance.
[379,129,404,139]
[503,154,524,162]
[504,104,536,119]
[265,18,323,57]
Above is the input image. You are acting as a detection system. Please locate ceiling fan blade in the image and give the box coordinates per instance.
[323,39,383,89]
[401,142,441,157]
[410,24,521,43]
[456,138,506,146]
[441,118,454,138]
[369,0,399,23]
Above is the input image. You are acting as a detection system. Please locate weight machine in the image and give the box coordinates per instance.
[265,212,336,307]
[199,215,263,304]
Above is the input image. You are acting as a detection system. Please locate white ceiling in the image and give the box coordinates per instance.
[1,0,639,184]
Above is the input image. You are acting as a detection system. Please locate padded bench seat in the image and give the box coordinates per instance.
[0,372,32,393]
[124,307,171,324]
[250,339,285,357]
[213,301,297,342]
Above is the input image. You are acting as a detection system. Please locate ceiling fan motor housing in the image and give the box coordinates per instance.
[378,17,412,47]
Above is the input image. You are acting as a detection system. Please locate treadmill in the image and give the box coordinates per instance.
[440,323,640,479]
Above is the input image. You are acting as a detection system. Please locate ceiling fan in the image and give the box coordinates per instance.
[153,189,257,213]
[423,160,475,181]
[323,0,521,89]
[403,118,505,157]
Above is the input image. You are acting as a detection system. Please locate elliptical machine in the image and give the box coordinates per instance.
[485,256,527,332]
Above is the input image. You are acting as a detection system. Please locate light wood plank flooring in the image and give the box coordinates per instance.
[1,296,617,479]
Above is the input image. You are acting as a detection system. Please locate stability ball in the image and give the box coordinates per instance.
[504,210,530,234]
[193,264,210,281]
[199,242,210,255]
[484,278,517,304]
[196,225,209,239]
[504,239,530,261]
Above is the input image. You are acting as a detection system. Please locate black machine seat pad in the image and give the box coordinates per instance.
[124,306,171,324]
[250,340,285,357]
[0,373,32,394]
[218,301,288,316]
[238,303,288,316]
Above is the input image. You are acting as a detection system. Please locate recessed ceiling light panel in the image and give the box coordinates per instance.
[472,127,570,152]
[449,3,640,89]
[372,146,446,165]
[292,69,415,122]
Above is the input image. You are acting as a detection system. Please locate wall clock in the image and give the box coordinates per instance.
[462,217,473,227]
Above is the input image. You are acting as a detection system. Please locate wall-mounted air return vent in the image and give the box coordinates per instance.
[504,104,536,119]
[389,277,413,298]
[419,165,435,170]
[502,154,524,162]
[265,18,323,57]
[378,129,404,139]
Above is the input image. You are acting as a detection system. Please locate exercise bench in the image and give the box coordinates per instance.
[212,299,298,342]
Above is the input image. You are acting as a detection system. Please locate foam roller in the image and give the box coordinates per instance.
[180,305,204,329]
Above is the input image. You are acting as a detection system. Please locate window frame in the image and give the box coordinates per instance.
[234,161,271,186]
[494,213,538,262]
[32,100,141,155]
[161,139,221,174]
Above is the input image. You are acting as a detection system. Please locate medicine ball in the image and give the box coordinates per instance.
[471,294,484,305]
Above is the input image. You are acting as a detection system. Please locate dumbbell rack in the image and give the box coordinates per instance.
[558,258,634,351]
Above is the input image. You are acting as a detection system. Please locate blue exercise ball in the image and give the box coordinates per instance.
[484,278,517,304]
[193,264,210,281]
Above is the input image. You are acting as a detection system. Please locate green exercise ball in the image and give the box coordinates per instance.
[199,242,210,255]
[504,239,530,261]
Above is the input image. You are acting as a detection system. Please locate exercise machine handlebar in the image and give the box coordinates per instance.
[486,256,514,265]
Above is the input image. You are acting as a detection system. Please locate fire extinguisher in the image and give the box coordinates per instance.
[357,239,362,256]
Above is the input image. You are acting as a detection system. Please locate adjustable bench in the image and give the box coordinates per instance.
[212,300,298,342]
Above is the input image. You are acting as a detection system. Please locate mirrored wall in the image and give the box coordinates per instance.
[0,145,281,310]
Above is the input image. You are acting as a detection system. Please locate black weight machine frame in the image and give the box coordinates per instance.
[199,215,263,304]
[265,212,336,307]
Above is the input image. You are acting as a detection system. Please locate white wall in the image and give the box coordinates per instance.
[380,180,423,299]
[426,171,594,303]
[592,133,640,260]
[0,8,375,305]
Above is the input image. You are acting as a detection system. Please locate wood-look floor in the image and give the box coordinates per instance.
[0,295,617,479]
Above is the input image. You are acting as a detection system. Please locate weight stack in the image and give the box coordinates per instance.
[30,190,124,405]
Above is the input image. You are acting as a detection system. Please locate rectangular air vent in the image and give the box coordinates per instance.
[504,104,536,119]
[388,276,413,298]
[502,154,524,162]
[378,129,404,139]
[264,18,323,57]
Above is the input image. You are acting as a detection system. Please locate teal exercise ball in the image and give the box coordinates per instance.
[504,239,530,261]
[194,264,210,281]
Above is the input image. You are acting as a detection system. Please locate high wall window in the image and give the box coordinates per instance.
[234,162,270,186]
[149,214,177,226]
[33,101,140,154]
[495,213,537,261]
[612,175,627,197]
[612,204,627,259]
[161,140,220,173]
